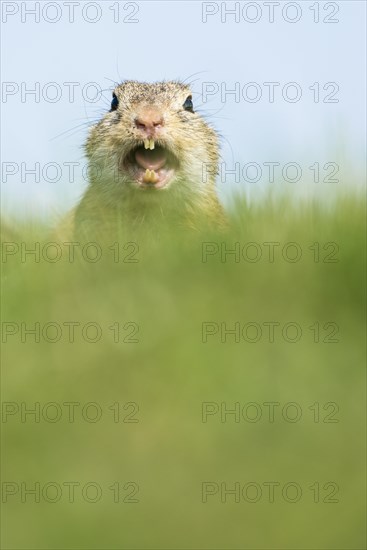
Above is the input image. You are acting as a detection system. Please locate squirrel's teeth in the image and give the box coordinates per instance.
[150,170,158,183]
[143,139,155,150]
[143,168,158,184]
[143,168,150,182]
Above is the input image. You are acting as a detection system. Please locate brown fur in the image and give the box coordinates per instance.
[67,80,226,240]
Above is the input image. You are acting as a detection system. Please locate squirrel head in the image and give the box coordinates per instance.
[85,80,219,198]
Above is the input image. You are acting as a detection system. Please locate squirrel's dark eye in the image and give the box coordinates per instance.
[183,95,194,112]
[110,93,119,112]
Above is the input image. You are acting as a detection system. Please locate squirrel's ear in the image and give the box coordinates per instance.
[110,93,119,112]
[183,95,194,112]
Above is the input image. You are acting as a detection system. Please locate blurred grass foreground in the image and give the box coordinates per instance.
[1,194,366,549]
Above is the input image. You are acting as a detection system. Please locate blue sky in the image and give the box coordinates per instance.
[1,0,366,221]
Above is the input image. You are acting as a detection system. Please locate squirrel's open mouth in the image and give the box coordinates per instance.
[121,142,179,190]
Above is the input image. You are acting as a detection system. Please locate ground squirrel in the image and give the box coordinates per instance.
[72,80,226,239]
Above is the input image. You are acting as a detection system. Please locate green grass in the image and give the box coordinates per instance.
[1,194,366,549]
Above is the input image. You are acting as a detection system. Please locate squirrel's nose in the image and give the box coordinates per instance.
[134,108,164,135]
